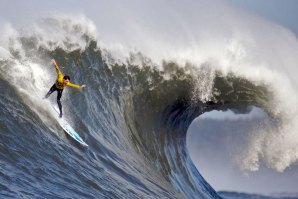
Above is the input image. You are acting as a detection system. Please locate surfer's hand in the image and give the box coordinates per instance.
[80,84,86,88]
[51,59,56,65]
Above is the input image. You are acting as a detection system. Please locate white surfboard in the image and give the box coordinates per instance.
[53,106,88,147]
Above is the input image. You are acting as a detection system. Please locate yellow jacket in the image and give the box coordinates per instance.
[54,63,80,89]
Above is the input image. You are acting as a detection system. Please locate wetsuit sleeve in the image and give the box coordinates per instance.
[53,63,63,79]
[66,82,81,89]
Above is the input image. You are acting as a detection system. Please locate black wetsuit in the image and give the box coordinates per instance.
[45,84,63,117]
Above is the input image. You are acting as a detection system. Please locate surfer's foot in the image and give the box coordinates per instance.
[44,93,50,99]
[59,113,63,118]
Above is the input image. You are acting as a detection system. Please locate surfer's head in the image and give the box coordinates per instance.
[63,75,70,84]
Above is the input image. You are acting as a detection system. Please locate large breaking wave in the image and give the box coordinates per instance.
[1,13,298,199]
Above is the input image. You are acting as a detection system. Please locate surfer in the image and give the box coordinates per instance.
[45,59,86,118]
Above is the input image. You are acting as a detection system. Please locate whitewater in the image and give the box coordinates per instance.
[1,1,298,198]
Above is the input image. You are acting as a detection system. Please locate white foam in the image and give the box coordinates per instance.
[20,14,97,52]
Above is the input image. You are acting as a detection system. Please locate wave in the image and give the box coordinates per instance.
[0,15,298,198]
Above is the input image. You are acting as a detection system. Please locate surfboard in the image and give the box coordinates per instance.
[53,106,88,147]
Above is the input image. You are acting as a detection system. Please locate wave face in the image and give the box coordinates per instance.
[0,15,298,199]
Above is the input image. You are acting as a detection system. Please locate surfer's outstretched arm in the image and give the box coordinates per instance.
[51,59,63,79]
[67,83,86,89]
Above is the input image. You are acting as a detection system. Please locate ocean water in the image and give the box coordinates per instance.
[0,8,298,199]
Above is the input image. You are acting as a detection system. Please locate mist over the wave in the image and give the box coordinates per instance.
[187,107,298,194]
